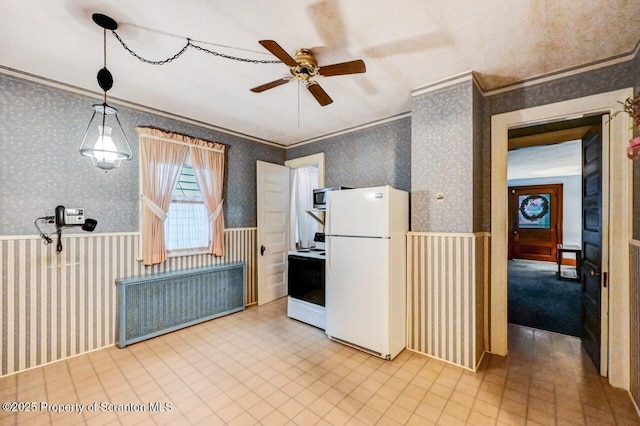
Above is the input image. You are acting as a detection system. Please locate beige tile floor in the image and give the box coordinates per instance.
[1,298,638,425]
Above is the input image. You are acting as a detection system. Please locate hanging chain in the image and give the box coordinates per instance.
[111,31,190,65]
[111,31,281,65]
[189,43,281,64]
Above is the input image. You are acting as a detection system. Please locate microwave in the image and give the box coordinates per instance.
[313,186,351,210]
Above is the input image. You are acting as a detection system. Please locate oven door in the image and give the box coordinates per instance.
[288,255,325,306]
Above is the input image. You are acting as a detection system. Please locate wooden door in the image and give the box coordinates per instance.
[581,125,604,373]
[508,184,563,262]
[256,161,290,305]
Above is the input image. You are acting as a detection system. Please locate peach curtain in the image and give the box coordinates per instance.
[190,142,226,256]
[137,128,189,265]
[137,127,227,263]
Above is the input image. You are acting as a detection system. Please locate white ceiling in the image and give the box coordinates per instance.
[2,1,639,146]
[508,140,582,180]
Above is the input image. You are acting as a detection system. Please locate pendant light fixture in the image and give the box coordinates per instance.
[79,13,132,171]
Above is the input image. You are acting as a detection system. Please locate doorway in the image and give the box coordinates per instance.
[285,153,326,249]
[490,89,633,387]
[506,131,584,338]
[507,116,606,367]
[257,154,325,306]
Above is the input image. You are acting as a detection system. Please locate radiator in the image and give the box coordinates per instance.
[116,262,245,348]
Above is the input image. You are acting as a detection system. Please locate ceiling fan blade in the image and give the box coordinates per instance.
[318,59,366,77]
[258,40,298,67]
[307,82,333,106]
[250,78,291,93]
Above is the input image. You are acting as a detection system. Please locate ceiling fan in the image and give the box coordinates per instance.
[250,40,366,106]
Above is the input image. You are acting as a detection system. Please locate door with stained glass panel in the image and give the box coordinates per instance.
[508,184,563,263]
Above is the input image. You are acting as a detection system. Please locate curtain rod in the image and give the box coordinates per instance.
[138,133,225,153]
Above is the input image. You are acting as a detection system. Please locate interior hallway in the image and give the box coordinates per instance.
[0,298,638,425]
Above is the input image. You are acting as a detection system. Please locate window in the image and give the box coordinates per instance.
[137,127,226,265]
[164,155,210,254]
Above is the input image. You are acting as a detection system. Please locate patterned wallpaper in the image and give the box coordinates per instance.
[3,49,638,237]
[285,117,411,192]
[411,80,476,233]
[0,74,284,235]
[472,82,484,233]
[481,58,638,232]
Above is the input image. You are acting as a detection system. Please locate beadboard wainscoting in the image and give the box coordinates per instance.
[631,241,640,413]
[407,232,489,371]
[0,228,256,377]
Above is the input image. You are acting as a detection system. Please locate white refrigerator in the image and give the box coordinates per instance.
[325,185,408,360]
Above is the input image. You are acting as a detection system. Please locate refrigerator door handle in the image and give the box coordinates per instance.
[326,196,332,236]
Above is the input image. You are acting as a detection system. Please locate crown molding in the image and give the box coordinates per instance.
[411,71,479,97]
[285,112,411,149]
[482,40,640,96]
[0,66,285,148]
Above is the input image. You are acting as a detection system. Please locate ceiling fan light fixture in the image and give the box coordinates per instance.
[290,48,319,79]
[252,40,365,107]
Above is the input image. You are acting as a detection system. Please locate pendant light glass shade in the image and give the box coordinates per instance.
[79,103,132,170]
[81,14,132,171]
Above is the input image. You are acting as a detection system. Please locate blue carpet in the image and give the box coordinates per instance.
[508,260,581,336]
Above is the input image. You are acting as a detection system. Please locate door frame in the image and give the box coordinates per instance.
[490,88,633,389]
[284,153,325,187]
[285,153,326,249]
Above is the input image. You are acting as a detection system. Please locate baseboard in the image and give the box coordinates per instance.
[630,390,640,418]
[404,347,479,372]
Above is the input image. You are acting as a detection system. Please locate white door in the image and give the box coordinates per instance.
[257,161,290,305]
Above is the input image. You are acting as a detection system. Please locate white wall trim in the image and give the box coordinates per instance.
[407,231,486,238]
[491,88,634,390]
[285,113,411,149]
[484,48,639,97]
[631,392,640,418]
[630,239,640,248]
[285,153,326,188]
[405,348,479,373]
[285,153,326,244]
[4,46,638,151]
[411,71,477,97]
[0,232,141,240]
[0,227,256,241]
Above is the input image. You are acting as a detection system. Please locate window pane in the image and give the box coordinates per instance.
[165,199,210,251]
[173,165,201,198]
[518,193,551,229]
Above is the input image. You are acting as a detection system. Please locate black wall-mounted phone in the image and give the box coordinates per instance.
[55,205,66,228]
[55,206,88,228]
[35,206,98,252]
